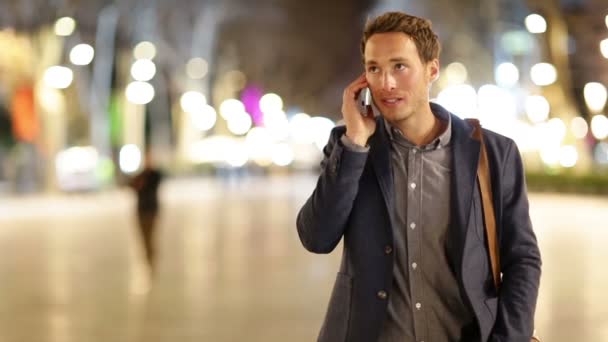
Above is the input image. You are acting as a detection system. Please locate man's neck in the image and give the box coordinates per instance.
[393,106,443,147]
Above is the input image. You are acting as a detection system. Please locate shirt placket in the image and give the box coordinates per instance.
[406,146,427,342]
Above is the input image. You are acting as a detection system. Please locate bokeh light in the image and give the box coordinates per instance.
[530,63,557,86]
[69,44,95,66]
[525,14,547,34]
[125,81,155,105]
[119,144,142,173]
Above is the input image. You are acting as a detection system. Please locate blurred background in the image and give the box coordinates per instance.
[0,0,607,341]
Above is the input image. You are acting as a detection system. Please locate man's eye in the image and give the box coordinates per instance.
[368,66,379,73]
[395,63,406,70]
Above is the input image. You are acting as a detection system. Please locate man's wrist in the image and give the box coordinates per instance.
[341,134,370,152]
[345,131,369,147]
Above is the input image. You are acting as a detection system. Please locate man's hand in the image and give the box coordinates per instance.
[341,73,377,147]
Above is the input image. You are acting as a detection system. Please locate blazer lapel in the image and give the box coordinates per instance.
[448,115,481,271]
[369,118,395,227]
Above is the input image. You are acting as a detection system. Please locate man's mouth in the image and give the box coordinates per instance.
[381,98,404,106]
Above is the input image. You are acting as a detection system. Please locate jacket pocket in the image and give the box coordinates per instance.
[318,272,353,342]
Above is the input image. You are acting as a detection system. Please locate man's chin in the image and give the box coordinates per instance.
[379,108,401,120]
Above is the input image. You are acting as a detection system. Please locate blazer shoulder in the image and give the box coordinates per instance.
[480,127,519,164]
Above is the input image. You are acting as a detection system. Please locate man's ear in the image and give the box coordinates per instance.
[428,59,440,82]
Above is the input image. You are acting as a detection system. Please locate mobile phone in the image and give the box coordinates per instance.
[357,87,375,117]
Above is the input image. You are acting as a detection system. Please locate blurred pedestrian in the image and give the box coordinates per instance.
[129,149,163,274]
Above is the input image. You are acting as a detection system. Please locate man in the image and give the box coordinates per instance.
[129,149,163,274]
[296,11,541,342]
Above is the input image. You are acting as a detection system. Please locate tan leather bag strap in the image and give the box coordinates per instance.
[466,119,501,291]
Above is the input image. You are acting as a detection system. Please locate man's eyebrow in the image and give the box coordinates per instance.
[365,57,409,65]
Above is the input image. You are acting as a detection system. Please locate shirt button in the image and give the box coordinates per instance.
[412,262,418,269]
[415,302,422,310]
[377,290,388,300]
[384,246,393,254]
[410,182,416,189]
[410,222,416,229]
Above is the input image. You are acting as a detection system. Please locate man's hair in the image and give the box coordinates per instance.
[361,11,441,64]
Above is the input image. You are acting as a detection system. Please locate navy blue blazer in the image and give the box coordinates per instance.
[297,104,541,342]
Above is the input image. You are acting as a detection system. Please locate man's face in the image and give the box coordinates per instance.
[364,32,438,123]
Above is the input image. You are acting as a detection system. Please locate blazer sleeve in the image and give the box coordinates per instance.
[490,140,542,342]
[296,126,369,254]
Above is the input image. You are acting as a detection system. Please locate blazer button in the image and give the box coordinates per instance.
[384,246,393,254]
[377,290,387,300]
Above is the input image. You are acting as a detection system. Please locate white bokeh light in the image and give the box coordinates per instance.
[540,145,561,166]
[271,143,295,167]
[219,99,246,121]
[180,91,207,114]
[119,144,142,173]
[436,84,477,118]
[510,121,537,152]
[289,113,313,144]
[189,105,217,131]
[537,120,564,166]
[547,118,567,144]
[525,95,550,123]
[570,117,589,139]
[309,116,336,150]
[38,86,66,116]
[495,62,519,87]
[264,110,290,141]
[56,146,98,175]
[44,66,74,89]
[591,114,608,140]
[525,14,547,34]
[477,84,517,130]
[130,59,156,81]
[69,44,95,66]
[134,41,156,60]
[583,82,607,113]
[600,39,608,59]
[559,145,578,168]
[186,58,209,79]
[259,93,284,113]
[125,81,155,105]
[188,136,234,164]
[445,62,468,85]
[227,111,253,135]
[55,17,76,36]
[225,144,248,167]
[530,63,557,86]
[246,127,273,166]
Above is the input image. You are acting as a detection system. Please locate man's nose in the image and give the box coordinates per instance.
[382,72,396,91]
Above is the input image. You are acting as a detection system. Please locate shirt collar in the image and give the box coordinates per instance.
[383,102,452,149]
